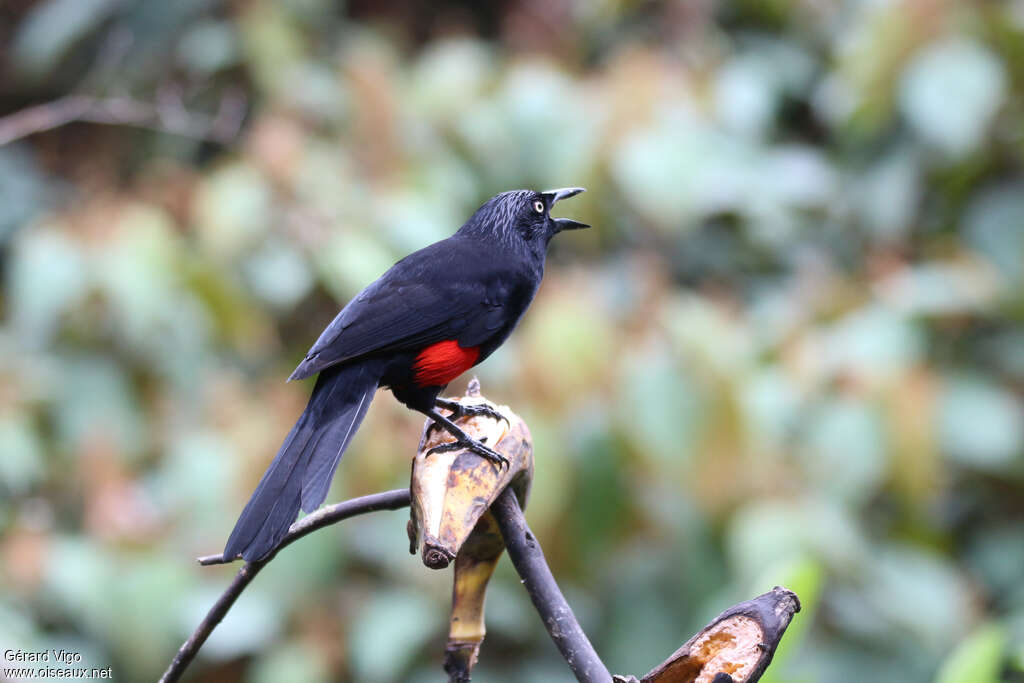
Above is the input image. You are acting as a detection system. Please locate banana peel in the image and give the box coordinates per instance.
[407,379,533,682]
[613,587,801,683]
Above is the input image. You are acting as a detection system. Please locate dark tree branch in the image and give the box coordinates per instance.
[0,90,246,147]
[162,386,800,683]
[492,487,613,683]
[491,488,801,683]
[196,488,411,566]
[163,481,799,683]
[159,489,411,683]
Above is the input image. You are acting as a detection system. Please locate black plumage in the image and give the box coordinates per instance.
[224,188,587,561]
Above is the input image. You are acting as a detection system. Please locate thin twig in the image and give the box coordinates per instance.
[159,488,411,683]
[0,90,246,147]
[492,488,613,683]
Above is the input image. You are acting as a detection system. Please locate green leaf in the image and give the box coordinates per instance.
[349,589,437,682]
[0,413,45,494]
[935,623,1007,683]
[939,376,1024,471]
[754,555,825,683]
[185,584,280,659]
[801,397,887,504]
[8,224,87,346]
[250,641,329,683]
[193,163,273,260]
[243,238,314,309]
[900,39,1007,157]
[0,147,55,244]
[10,0,120,81]
[176,20,239,74]
[965,184,1024,287]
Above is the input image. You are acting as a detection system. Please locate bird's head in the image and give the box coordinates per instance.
[460,187,588,247]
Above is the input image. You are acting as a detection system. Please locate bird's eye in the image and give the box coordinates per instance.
[533,200,545,213]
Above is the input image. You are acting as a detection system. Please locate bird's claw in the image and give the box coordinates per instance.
[427,401,510,439]
[453,403,510,426]
[426,435,510,470]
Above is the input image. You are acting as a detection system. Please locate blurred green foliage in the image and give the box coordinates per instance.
[2,1,1024,681]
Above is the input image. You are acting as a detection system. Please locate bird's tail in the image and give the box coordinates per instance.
[223,360,384,562]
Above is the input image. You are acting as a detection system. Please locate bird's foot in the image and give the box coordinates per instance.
[426,434,509,470]
[426,399,509,440]
[435,398,510,426]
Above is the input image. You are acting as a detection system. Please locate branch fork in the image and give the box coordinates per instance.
[161,382,800,683]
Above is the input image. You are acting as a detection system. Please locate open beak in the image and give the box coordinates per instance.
[541,187,589,232]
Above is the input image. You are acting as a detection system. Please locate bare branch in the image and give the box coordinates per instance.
[0,90,246,147]
[493,485,801,683]
[160,387,801,683]
[159,488,411,683]
[492,488,613,683]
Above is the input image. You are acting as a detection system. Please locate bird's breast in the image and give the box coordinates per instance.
[412,340,480,387]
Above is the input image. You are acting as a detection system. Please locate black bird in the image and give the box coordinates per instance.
[224,188,588,561]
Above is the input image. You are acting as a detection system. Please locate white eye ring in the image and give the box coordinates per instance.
[533,200,545,213]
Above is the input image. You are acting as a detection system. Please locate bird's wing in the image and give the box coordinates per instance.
[289,243,509,380]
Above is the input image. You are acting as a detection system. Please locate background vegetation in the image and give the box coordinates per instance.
[2,1,1023,681]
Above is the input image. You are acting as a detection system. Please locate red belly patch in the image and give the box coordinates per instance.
[413,340,480,387]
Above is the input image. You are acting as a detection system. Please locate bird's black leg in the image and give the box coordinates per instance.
[421,409,510,470]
